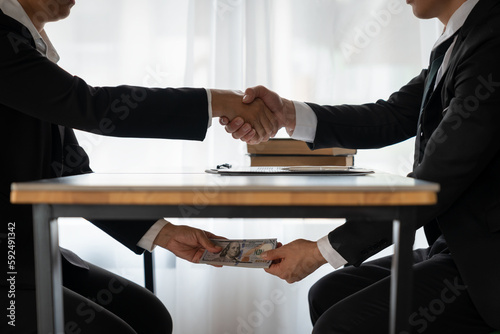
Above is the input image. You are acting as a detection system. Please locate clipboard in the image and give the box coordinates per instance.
[205,165,374,176]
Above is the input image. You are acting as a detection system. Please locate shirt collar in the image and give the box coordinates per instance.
[433,0,480,50]
[0,0,60,63]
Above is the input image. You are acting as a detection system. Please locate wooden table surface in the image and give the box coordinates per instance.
[11,172,439,206]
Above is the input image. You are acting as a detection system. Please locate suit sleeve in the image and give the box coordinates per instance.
[303,72,425,265]
[306,70,425,150]
[89,220,156,254]
[409,29,500,235]
[0,27,209,141]
[0,26,209,255]
[55,130,155,254]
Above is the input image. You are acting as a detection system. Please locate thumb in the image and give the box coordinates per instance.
[261,248,284,261]
[198,233,222,253]
[242,87,257,104]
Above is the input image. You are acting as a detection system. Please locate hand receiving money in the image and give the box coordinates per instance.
[200,239,277,268]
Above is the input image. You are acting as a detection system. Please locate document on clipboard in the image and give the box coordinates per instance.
[205,165,374,176]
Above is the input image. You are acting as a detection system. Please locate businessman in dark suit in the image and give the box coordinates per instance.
[223,0,500,332]
[0,0,278,333]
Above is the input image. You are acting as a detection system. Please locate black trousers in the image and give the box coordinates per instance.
[2,260,172,334]
[308,243,494,334]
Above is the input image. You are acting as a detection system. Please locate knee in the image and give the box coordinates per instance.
[309,277,332,325]
[308,280,322,314]
[142,293,173,334]
[312,316,336,334]
[308,277,326,304]
[308,273,345,324]
[311,304,350,334]
[310,267,370,327]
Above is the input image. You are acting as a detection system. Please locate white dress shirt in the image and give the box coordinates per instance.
[1,0,214,251]
[291,0,480,268]
[0,0,60,62]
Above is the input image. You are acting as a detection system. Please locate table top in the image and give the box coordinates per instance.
[10,172,439,206]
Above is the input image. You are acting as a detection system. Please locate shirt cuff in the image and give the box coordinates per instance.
[205,88,212,128]
[317,235,348,269]
[291,101,318,143]
[137,218,169,252]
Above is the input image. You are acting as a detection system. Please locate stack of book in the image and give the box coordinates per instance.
[247,138,356,166]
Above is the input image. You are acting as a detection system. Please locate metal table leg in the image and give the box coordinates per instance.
[33,204,64,334]
[390,210,416,334]
[144,251,155,293]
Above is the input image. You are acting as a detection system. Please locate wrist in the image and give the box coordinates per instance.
[210,89,243,119]
[153,222,174,246]
[313,242,328,266]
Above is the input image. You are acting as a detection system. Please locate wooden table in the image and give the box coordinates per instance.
[10,172,439,334]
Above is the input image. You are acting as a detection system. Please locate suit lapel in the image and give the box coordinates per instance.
[438,0,499,110]
[421,0,498,127]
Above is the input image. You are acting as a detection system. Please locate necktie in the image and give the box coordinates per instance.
[415,34,458,166]
[420,35,456,110]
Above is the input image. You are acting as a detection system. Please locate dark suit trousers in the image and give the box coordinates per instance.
[1,260,172,334]
[309,239,495,334]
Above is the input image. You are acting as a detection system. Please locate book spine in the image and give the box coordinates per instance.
[249,155,354,167]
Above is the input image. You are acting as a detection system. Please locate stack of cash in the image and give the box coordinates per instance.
[200,239,277,268]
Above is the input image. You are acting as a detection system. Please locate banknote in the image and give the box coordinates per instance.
[200,239,277,268]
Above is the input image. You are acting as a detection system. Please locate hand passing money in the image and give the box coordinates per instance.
[200,239,277,268]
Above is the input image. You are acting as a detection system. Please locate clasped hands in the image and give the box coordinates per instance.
[153,86,327,283]
[211,86,297,144]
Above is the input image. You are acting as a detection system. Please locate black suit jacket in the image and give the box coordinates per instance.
[306,0,500,328]
[0,9,209,288]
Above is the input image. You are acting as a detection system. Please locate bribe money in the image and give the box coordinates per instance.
[200,239,277,268]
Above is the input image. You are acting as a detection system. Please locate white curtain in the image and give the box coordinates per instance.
[51,1,441,333]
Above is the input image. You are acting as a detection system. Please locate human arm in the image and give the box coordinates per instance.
[220,75,423,147]
[223,75,424,146]
[251,30,500,270]
[0,20,276,143]
[90,218,224,264]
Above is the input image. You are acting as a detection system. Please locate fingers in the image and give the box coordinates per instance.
[242,87,279,141]
[264,262,299,284]
[219,116,230,126]
[196,231,222,253]
[260,248,283,261]
[243,85,268,104]
[262,104,280,138]
[240,129,257,142]
[264,262,283,277]
[218,87,281,143]
[223,117,244,132]
[247,100,277,143]
[222,117,258,142]
[261,239,325,283]
[242,87,257,104]
[204,231,227,241]
[249,116,268,143]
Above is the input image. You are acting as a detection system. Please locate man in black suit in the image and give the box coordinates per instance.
[224,0,500,332]
[0,0,278,333]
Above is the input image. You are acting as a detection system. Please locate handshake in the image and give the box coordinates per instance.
[211,86,296,144]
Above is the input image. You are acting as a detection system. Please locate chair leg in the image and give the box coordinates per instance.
[143,251,155,294]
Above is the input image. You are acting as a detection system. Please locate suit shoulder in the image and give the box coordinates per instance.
[0,10,35,56]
